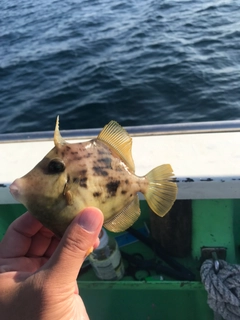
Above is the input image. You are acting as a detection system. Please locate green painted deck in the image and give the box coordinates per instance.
[2,198,239,319]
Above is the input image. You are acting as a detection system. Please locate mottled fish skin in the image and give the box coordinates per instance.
[11,140,144,236]
[10,119,177,237]
[57,139,145,220]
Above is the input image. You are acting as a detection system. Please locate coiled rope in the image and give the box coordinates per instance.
[201,259,240,320]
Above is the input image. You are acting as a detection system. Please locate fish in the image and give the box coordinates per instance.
[10,117,178,237]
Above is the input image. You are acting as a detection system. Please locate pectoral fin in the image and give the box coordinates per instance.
[65,189,73,205]
[86,246,94,257]
[104,196,140,232]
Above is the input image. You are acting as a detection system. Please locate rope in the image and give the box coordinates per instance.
[201,259,240,320]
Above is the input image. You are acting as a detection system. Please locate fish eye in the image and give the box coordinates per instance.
[48,159,65,174]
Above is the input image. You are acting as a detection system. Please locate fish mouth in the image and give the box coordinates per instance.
[9,180,22,202]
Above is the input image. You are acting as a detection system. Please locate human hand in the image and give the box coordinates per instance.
[0,207,104,320]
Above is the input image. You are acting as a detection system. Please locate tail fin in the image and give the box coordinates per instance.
[144,164,177,217]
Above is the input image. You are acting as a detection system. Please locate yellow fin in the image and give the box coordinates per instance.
[86,246,94,257]
[54,116,66,147]
[97,121,135,172]
[103,196,140,232]
[144,164,177,217]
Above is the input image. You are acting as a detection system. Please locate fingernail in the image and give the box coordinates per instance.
[78,208,101,232]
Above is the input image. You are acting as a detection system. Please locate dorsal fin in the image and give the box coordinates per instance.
[54,116,66,147]
[97,121,135,172]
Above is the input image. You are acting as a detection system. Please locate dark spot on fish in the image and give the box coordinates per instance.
[71,151,78,155]
[84,152,92,158]
[116,166,123,172]
[93,166,108,176]
[106,180,120,196]
[66,146,71,151]
[74,156,82,161]
[130,194,133,197]
[80,177,87,188]
[121,190,127,195]
[97,149,107,155]
[182,178,194,182]
[61,151,65,157]
[79,169,87,177]
[73,177,79,183]
[200,178,213,182]
[67,174,70,183]
[97,157,112,168]
[93,192,102,197]
[125,179,129,184]
[93,159,98,165]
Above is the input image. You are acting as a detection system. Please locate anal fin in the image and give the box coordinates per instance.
[104,196,140,232]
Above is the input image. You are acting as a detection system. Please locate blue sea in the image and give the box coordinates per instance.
[1,0,240,133]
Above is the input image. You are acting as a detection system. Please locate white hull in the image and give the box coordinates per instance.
[1,120,240,204]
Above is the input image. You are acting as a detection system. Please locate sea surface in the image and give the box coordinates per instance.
[1,0,240,133]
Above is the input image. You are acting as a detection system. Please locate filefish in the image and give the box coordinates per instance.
[10,118,178,237]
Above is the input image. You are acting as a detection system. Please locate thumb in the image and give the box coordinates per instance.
[43,207,104,285]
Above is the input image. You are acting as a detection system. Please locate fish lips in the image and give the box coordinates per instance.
[9,179,23,202]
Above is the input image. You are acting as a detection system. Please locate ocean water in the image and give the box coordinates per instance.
[1,0,240,133]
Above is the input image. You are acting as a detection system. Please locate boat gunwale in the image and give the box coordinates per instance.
[1,120,240,143]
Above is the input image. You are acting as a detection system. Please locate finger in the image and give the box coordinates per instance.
[26,228,55,257]
[0,256,48,273]
[44,237,60,258]
[0,212,43,258]
[42,207,104,286]
[93,237,100,249]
